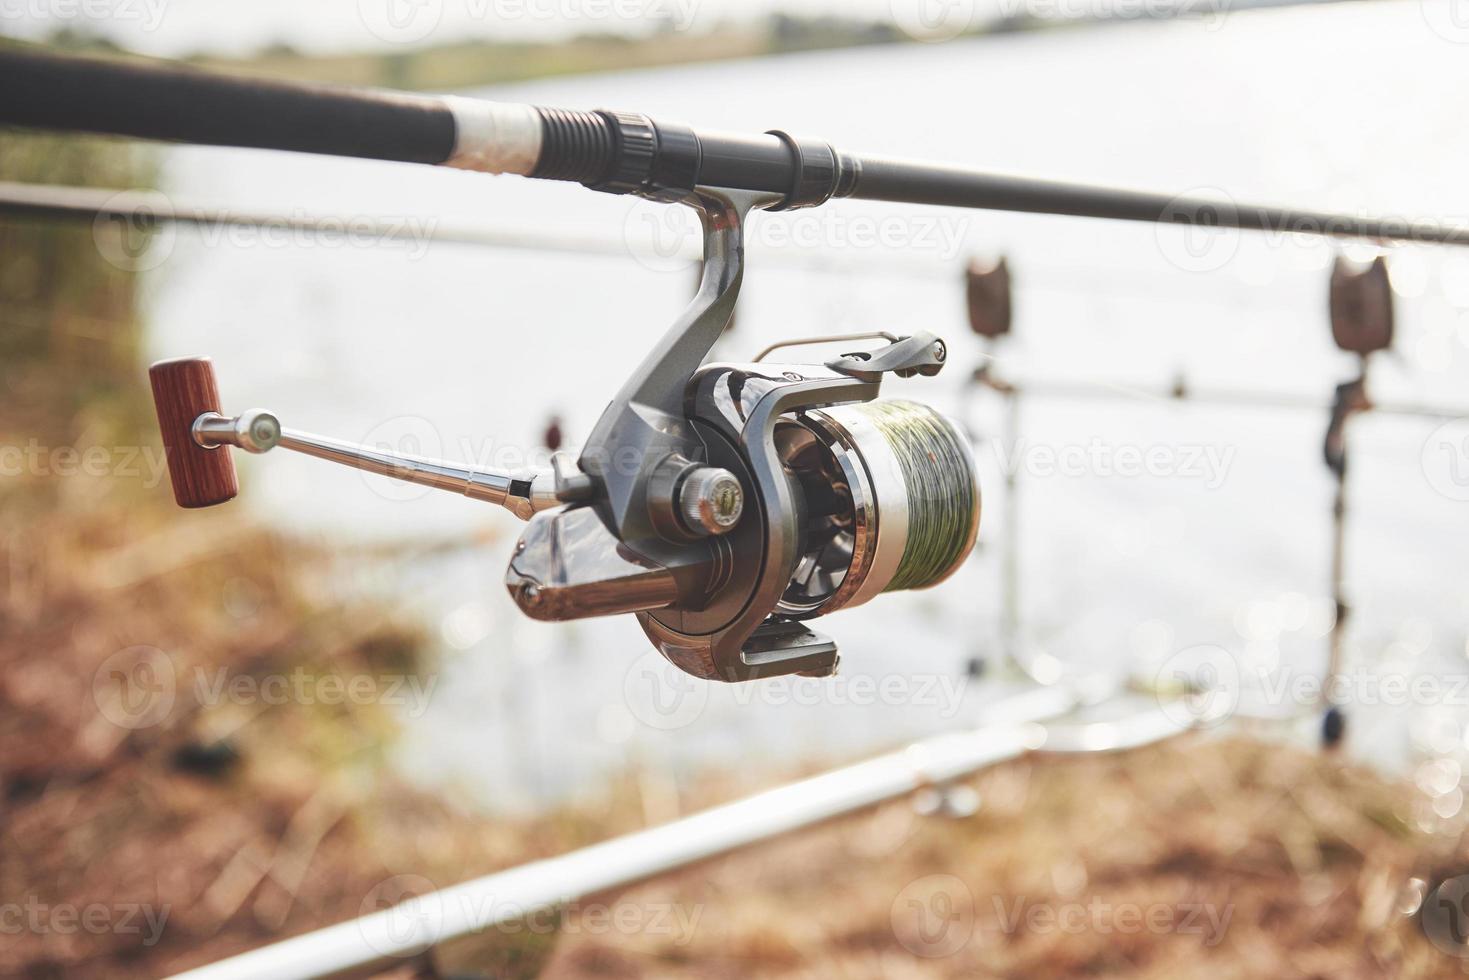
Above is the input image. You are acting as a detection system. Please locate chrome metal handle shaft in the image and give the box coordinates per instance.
[191,410,558,520]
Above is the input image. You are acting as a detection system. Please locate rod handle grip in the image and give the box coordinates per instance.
[149,356,238,508]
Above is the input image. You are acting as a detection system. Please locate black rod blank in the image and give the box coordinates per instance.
[0,49,457,165]
[850,156,1469,245]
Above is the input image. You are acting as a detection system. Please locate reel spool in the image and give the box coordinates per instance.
[776,400,979,617]
[148,187,982,683]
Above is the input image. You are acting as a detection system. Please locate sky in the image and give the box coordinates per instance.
[0,0,984,57]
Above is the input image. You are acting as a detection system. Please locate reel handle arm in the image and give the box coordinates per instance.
[269,427,558,520]
[149,357,559,519]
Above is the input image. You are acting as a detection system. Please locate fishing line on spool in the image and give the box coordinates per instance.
[777,399,980,617]
[860,400,979,592]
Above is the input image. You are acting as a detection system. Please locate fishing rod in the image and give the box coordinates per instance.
[4,49,1469,245]
[5,47,1464,685]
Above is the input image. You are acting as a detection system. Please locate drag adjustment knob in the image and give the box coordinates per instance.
[678,467,744,536]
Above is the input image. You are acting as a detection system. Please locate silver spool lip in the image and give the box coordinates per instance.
[773,404,910,616]
[772,416,874,618]
[807,404,911,610]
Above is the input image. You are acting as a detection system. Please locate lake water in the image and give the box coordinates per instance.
[141,1,1469,812]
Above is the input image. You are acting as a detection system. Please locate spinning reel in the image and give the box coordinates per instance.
[149,189,980,682]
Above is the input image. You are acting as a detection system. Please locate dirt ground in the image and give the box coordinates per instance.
[3,519,1464,980]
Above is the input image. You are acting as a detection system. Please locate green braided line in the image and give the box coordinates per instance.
[857,400,977,593]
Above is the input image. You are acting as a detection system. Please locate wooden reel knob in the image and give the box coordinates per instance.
[149,356,238,508]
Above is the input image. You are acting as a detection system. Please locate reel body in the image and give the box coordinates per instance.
[149,187,981,683]
[503,188,979,682]
[505,360,980,683]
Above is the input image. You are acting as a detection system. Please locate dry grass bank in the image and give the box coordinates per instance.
[543,738,1467,979]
